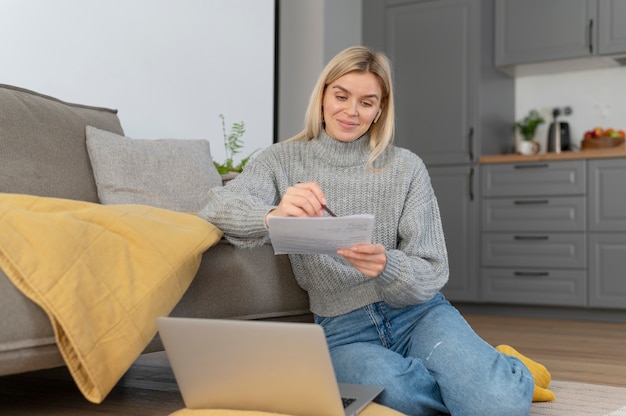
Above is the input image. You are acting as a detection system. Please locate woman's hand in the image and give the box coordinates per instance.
[337,243,387,278]
[265,182,326,225]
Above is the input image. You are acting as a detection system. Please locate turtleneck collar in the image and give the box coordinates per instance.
[309,131,371,168]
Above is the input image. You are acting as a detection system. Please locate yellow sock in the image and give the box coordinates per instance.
[496,345,556,402]
[533,385,556,402]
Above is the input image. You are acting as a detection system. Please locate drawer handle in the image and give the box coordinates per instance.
[513,200,549,205]
[514,271,550,277]
[513,163,549,169]
[514,235,549,241]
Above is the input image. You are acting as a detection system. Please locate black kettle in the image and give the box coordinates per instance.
[547,121,571,152]
[547,107,572,153]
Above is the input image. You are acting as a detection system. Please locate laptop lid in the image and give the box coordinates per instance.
[157,317,383,416]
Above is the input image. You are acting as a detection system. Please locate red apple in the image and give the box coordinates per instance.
[593,127,604,137]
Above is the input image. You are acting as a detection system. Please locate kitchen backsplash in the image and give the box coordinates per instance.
[515,66,626,153]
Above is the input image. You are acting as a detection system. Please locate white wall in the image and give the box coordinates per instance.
[0,0,275,166]
[278,1,324,141]
[278,0,362,140]
[515,67,626,152]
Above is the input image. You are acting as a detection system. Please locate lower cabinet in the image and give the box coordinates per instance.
[481,233,587,306]
[480,160,587,307]
[429,165,479,302]
[588,234,626,309]
[481,269,587,307]
[482,233,586,269]
[588,158,626,310]
[480,157,626,310]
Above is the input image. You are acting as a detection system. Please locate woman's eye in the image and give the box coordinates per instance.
[361,101,373,107]
[336,95,347,101]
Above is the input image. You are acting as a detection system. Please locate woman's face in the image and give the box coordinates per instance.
[322,71,382,143]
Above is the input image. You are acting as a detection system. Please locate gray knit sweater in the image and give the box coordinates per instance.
[198,132,449,317]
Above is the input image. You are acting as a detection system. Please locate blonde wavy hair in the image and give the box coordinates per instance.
[288,46,395,171]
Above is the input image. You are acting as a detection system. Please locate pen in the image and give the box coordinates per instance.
[322,205,337,217]
[296,181,337,217]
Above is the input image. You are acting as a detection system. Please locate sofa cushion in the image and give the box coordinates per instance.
[0,84,124,202]
[86,126,222,212]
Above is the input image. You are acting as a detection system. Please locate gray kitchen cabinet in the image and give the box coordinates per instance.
[481,160,586,197]
[383,0,475,166]
[430,165,479,301]
[598,0,626,54]
[364,0,514,164]
[482,233,586,269]
[482,197,586,232]
[588,234,626,308]
[480,160,588,307]
[588,158,626,232]
[495,0,626,68]
[362,0,514,302]
[495,0,595,66]
[481,268,587,307]
[588,158,626,309]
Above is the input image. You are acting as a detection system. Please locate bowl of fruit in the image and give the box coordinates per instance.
[581,127,625,150]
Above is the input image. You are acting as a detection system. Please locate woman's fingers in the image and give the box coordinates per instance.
[337,244,387,277]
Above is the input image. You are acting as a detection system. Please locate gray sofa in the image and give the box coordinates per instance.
[0,84,310,377]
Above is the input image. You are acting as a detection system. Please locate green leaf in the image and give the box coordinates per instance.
[215,115,256,173]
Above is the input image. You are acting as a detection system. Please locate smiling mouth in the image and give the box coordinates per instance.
[337,119,358,128]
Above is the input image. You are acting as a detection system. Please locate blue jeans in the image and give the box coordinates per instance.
[314,293,533,416]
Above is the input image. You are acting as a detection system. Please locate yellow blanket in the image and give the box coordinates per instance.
[0,193,223,403]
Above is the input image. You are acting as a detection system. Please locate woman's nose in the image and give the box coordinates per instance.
[344,99,358,116]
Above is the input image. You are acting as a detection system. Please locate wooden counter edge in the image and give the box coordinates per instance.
[479,146,626,164]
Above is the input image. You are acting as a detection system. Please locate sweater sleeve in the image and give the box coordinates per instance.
[374,160,449,307]
[198,149,281,248]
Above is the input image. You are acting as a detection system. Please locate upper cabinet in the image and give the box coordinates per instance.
[363,0,514,164]
[598,0,626,54]
[495,0,626,75]
[384,0,478,165]
[495,0,595,66]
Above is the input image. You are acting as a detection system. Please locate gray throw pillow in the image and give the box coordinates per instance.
[86,126,222,212]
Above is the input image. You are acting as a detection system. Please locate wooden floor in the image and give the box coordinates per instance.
[465,314,626,388]
[1,314,625,415]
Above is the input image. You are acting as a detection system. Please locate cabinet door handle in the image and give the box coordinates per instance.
[514,271,550,277]
[513,235,549,241]
[513,163,549,169]
[588,19,593,55]
[513,200,549,205]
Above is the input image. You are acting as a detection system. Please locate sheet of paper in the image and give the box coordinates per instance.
[267,214,375,255]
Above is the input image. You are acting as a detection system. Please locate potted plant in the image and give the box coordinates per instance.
[214,114,258,180]
[514,109,544,154]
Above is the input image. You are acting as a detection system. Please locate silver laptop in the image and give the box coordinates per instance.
[157,317,383,416]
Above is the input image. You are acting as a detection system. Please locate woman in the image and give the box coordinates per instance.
[199,46,553,416]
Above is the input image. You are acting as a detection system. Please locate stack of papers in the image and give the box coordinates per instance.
[267,214,375,255]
